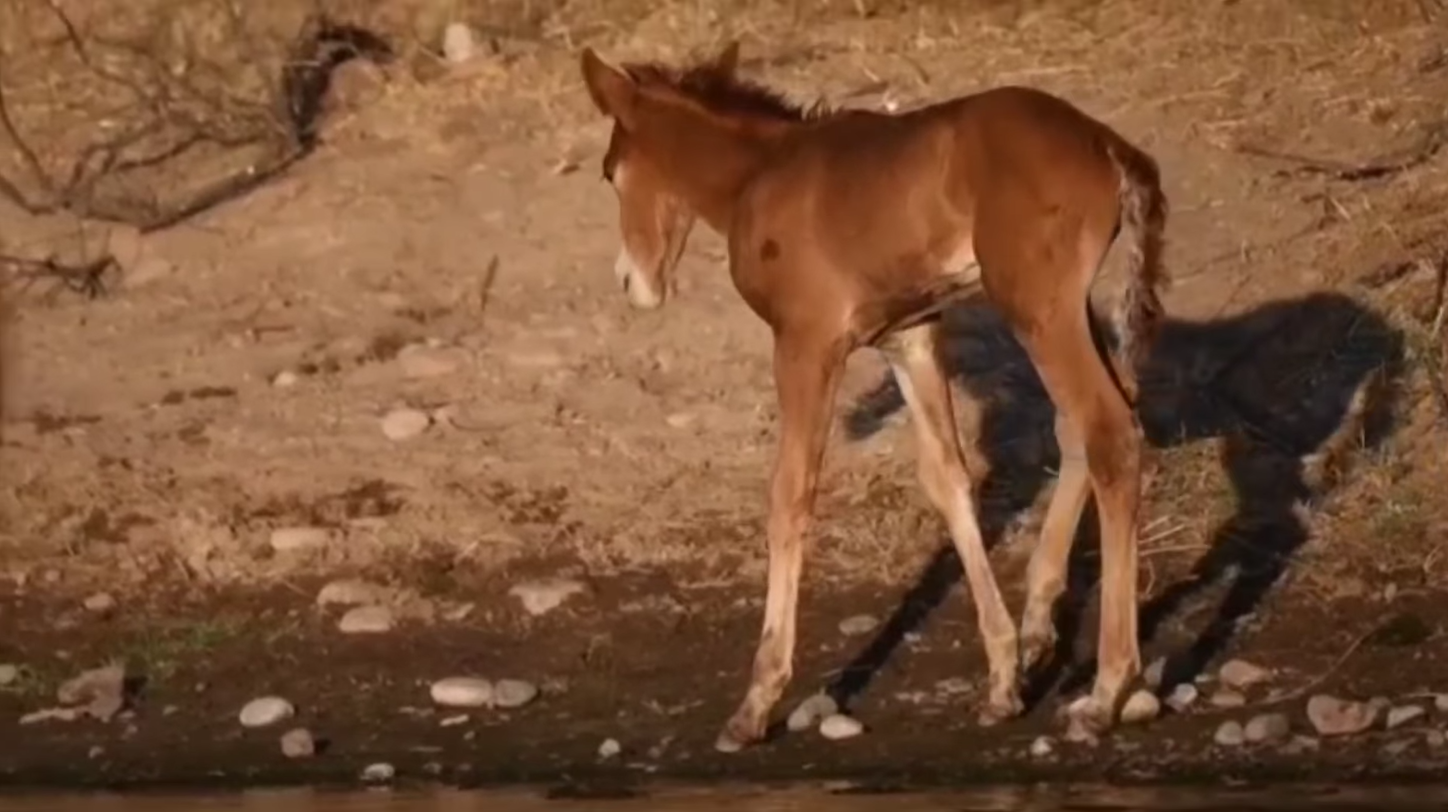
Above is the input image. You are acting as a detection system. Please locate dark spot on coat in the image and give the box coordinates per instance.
[760,239,780,261]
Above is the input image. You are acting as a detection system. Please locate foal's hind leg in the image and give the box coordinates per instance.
[886,323,1023,725]
[1012,303,1144,742]
[1018,412,1092,673]
[716,331,849,753]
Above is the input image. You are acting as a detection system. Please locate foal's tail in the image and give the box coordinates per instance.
[1107,140,1169,405]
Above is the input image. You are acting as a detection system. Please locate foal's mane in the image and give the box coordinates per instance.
[621,56,831,123]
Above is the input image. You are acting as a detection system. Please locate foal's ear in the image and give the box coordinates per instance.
[714,40,741,75]
[580,48,638,127]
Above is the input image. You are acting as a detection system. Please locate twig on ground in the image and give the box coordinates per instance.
[1235,122,1448,182]
[1252,625,1377,707]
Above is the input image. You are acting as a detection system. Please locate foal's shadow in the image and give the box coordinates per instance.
[822,289,1404,712]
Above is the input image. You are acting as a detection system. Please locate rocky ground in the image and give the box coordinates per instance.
[3,0,1448,793]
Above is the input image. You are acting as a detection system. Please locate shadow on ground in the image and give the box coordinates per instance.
[822,289,1406,712]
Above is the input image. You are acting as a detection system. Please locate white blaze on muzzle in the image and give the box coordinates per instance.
[615,248,663,309]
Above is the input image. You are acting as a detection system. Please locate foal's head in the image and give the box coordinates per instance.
[579,41,807,310]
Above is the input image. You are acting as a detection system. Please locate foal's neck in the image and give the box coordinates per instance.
[648,99,797,233]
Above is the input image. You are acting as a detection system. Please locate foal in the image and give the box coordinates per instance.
[580,42,1168,748]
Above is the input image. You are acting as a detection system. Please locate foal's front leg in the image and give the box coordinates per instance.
[716,334,848,753]
[886,324,1024,724]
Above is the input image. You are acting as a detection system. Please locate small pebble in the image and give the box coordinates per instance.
[1387,705,1426,729]
[1306,694,1379,737]
[1218,658,1272,691]
[381,408,431,441]
[1209,689,1247,708]
[439,714,469,727]
[268,526,331,553]
[280,727,316,758]
[492,679,539,709]
[0,664,18,686]
[1166,683,1199,713]
[430,677,494,708]
[316,579,390,607]
[819,713,864,740]
[1281,735,1320,755]
[83,593,116,613]
[1244,712,1291,744]
[1120,689,1160,724]
[1029,736,1055,758]
[1425,729,1445,748]
[272,370,300,388]
[338,605,395,634]
[361,762,395,783]
[88,745,104,759]
[1434,694,1448,713]
[508,578,588,616]
[837,614,879,636]
[441,22,476,64]
[1214,720,1245,747]
[239,696,295,728]
[787,693,839,732]
[1142,657,1166,689]
[598,738,622,759]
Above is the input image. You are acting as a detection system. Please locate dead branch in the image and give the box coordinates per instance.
[1235,122,1448,183]
[0,1,392,240]
[0,252,116,301]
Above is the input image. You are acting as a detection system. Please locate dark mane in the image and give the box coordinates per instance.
[622,58,830,122]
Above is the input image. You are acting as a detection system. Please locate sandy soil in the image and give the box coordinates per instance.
[2,0,1448,791]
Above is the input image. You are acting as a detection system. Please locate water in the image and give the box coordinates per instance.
[2,784,1446,812]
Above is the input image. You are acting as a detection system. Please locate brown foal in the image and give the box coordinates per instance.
[580,41,1168,749]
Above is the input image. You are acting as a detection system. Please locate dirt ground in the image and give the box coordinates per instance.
[2,0,1448,792]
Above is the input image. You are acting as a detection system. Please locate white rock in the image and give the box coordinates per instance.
[0,664,17,686]
[1209,689,1247,708]
[381,408,431,441]
[838,614,880,636]
[1166,683,1199,713]
[338,605,395,634]
[1244,712,1291,744]
[1214,720,1245,747]
[1387,705,1426,729]
[271,370,300,388]
[1218,659,1273,691]
[1282,734,1320,755]
[268,526,331,553]
[316,579,390,607]
[492,679,539,709]
[819,713,864,740]
[1306,694,1379,737]
[441,22,476,64]
[280,727,315,758]
[508,578,587,616]
[1120,689,1160,724]
[83,593,116,613]
[1029,735,1055,758]
[239,696,294,728]
[1142,657,1166,689]
[787,693,839,732]
[598,738,622,759]
[361,762,395,783]
[398,345,461,379]
[430,677,494,708]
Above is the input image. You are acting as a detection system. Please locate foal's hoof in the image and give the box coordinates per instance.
[715,714,765,753]
[1059,695,1113,745]
[976,689,1025,728]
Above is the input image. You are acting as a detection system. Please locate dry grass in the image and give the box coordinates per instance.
[1,0,1446,606]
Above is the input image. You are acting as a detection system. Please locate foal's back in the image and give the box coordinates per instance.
[730,85,1133,335]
